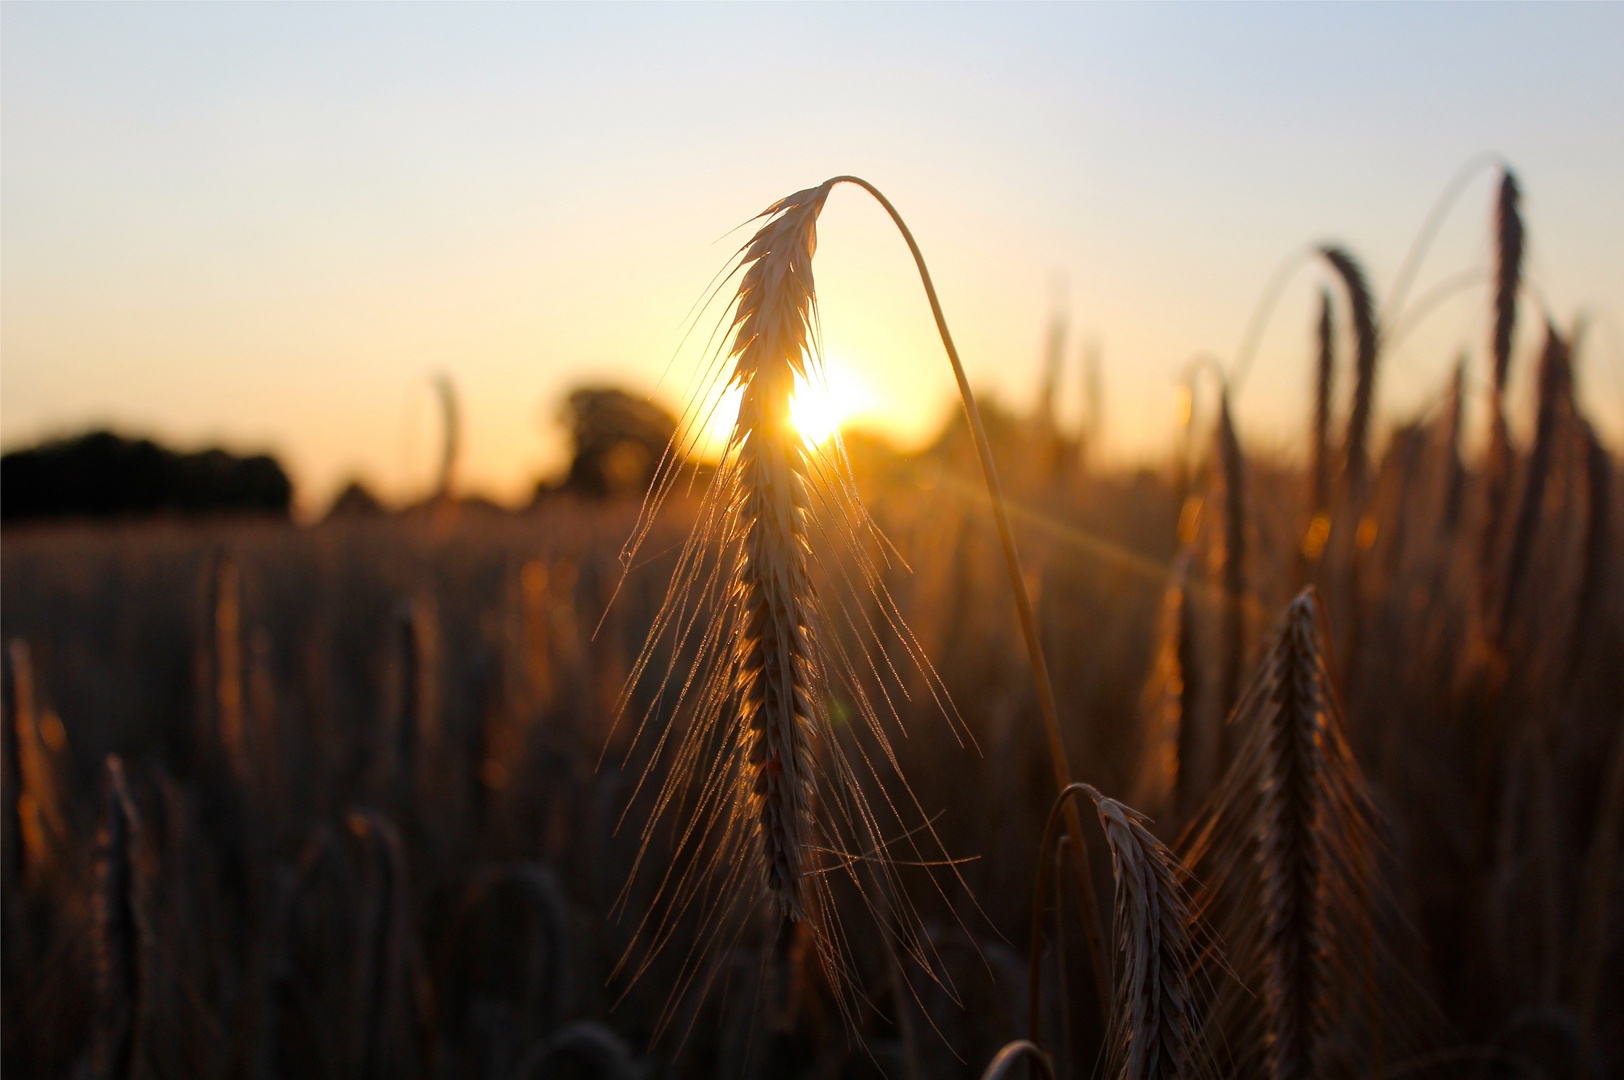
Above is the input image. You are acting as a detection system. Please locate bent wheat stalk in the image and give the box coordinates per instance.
[826,174,1111,1009]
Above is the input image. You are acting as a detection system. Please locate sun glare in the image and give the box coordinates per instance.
[698,357,871,458]
[791,359,869,446]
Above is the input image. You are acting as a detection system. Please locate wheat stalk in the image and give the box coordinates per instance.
[213,554,247,785]
[978,1040,1059,1080]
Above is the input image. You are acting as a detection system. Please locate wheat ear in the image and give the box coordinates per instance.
[1319,246,1378,504]
[615,176,1109,1028]
[1310,286,1336,523]
[1480,169,1525,604]
[1442,356,1468,535]
[723,182,829,918]
[1135,545,1195,821]
[1255,595,1338,1079]
[1087,786,1208,1080]
[1497,322,1569,637]
[1567,418,1613,680]
[1487,169,1524,484]
[95,755,145,1080]
[1181,588,1415,1080]
[1030,783,1209,1080]
[7,638,68,887]
[1216,388,1248,768]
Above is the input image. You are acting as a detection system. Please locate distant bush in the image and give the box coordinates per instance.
[1,430,293,523]
[556,388,678,500]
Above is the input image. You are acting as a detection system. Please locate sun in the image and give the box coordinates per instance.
[791,358,869,445]
[695,355,870,458]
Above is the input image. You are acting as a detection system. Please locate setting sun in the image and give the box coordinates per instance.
[697,356,872,458]
[791,359,871,446]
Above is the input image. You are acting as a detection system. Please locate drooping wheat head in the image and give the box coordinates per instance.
[1085,786,1210,1080]
[609,180,980,1037]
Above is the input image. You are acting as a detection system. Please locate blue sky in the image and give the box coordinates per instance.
[4,3,1621,507]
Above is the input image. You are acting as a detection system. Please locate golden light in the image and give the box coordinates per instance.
[791,358,870,446]
[695,355,872,459]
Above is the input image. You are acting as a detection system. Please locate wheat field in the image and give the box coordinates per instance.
[3,169,1621,1080]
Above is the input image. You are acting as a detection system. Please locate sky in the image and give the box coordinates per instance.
[4,3,1622,512]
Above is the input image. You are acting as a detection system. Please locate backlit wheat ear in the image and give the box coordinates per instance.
[1254,595,1342,1080]
[614,175,1112,1034]
[729,181,829,918]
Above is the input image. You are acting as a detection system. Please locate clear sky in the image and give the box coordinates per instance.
[4,3,1621,510]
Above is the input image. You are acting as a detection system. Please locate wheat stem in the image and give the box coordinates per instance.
[824,174,1112,1013]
